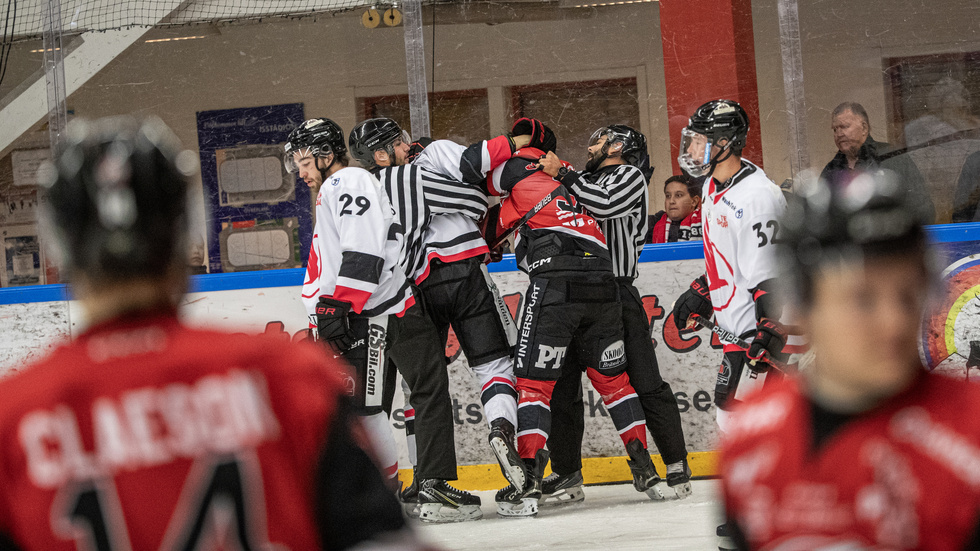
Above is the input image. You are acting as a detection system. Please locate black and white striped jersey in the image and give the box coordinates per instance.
[559,163,649,279]
[410,137,517,277]
[376,162,490,282]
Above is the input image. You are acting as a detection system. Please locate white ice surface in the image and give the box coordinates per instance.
[413,479,723,550]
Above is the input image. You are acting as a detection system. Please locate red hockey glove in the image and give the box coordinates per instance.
[672,275,713,330]
[747,318,787,365]
[316,297,356,353]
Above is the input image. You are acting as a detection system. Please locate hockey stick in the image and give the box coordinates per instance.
[689,314,796,374]
[487,183,569,251]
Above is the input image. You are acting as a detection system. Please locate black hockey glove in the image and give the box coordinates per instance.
[407,137,433,163]
[511,118,557,154]
[672,275,713,330]
[316,297,356,354]
[747,318,786,367]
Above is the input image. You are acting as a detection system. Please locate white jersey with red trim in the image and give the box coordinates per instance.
[700,160,786,337]
[302,167,414,323]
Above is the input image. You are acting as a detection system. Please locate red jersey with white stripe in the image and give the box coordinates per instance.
[0,311,397,550]
[302,167,414,322]
[721,373,980,550]
[700,160,785,337]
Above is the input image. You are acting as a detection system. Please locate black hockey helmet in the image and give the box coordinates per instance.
[780,169,930,307]
[678,99,750,177]
[39,116,195,284]
[283,118,346,174]
[349,118,411,169]
[586,124,648,173]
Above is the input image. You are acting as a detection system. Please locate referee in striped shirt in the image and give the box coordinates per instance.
[536,125,693,500]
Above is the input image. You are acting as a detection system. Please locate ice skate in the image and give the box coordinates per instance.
[417,479,483,523]
[625,439,666,500]
[540,470,585,506]
[717,523,737,551]
[488,418,527,491]
[496,449,548,518]
[399,468,421,518]
[666,459,693,499]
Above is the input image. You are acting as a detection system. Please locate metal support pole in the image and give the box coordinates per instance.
[776,0,809,180]
[42,0,68,151]
[402,0,431,139]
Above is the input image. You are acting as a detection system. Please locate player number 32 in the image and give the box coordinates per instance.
[752,220,782,248]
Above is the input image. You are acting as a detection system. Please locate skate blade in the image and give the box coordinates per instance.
[670,481,693,499]
[489,437,526,489]
[643,482,667,501]
[418,503,483,523]
[402,501,421,519]
[496,497,539,518]
[540,486,585,507]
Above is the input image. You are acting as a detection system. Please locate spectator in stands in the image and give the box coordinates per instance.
[820,101,935,224]
[645,174,703,243]
[953,150,980,223]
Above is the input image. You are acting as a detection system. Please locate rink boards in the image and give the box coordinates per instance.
[3,226,980,489]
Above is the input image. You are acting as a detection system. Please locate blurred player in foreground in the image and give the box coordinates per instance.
[720,171,980,550]
[0,116,422,550]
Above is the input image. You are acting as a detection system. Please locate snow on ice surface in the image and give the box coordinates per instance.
[413,479,722,550]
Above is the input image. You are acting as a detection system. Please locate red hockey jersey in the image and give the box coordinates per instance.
[721,373,980,550]
[488,148,609,273]
[0,311,404,550]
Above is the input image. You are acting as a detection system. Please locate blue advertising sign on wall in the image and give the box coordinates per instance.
[196,103,309,274]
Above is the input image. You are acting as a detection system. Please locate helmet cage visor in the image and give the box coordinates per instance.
[588,127,612,148]
[283,144,332,174]
[678,127,715,177]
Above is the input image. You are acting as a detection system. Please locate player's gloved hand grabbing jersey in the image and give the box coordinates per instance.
[316,297,356,353]
[746,318,786,369]
[672,275,713,330]
[510,117,557,153]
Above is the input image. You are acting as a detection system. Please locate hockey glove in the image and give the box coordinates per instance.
[747,318,787,366]
[510,118,557,154]
[315,297,356,353]
[407,137,433,163]
[672,275,713,331]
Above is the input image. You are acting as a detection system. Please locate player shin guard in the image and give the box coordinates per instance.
[515,378,556,459]
[586,368,647,449]
[473,356,519,428]
[360,411,400,489]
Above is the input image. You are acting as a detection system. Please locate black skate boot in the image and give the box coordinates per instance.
[625,439,666,500]
[399,468,420,518]
[496,449,548,518]
[417,479,483,523]
[488,418,527,491]
[541,470,585,506]
[717,522,737,551]
[666,458,693,499]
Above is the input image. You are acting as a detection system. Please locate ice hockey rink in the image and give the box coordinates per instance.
[414,479,721,550]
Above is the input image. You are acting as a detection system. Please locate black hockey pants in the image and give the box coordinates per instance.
[548,279,688,474]
[387,297,459,481]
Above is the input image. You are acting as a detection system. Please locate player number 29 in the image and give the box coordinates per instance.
[339,194,371,216]
[752,220,781,247]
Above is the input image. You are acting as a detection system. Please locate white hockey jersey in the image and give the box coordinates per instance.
[301,167,414,323]
[700,160,786,338]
